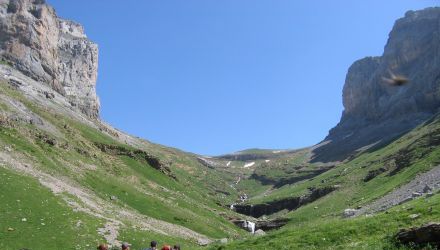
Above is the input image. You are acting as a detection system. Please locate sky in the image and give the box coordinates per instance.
[49,0,437,156]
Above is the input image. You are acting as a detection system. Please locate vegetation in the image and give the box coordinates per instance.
[1,77,440,249]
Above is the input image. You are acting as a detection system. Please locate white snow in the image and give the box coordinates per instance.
[226,161,231,167]
[243,162,255,168]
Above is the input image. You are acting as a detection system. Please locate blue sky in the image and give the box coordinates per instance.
[49,0,437,156]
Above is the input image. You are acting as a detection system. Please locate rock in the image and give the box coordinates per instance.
[408,214,420,219]
[110,196,117,201]
[234,186,336,217]
[312,7,440,163]
[363,167,387,182]
[43,91,55,99]
[343,209,357,218]
[412,192,422,198]
[197,239,211,246]
[398,196,413,205]
[423,184,433,193]
[21,218,27,222]
[395,222,440,247]
[254,229,266,236]
[0,0,100,118]
[7,227,14,231]
[219,238,228,244]
[255,218,289,231]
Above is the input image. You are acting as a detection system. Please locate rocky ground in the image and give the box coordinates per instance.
[355,165,440,216]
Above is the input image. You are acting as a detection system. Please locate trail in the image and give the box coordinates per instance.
[0,151,212,246]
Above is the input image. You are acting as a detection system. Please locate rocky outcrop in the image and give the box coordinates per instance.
[233,186,336,218]
[395,223,440,248]
[94,143,176,180]
[250,165,334,188]
[231,218,289,232]
[312,8,440,162]
[0,0,99,118]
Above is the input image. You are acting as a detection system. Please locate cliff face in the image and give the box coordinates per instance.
[312,7,440,163]
[0,0,99,118]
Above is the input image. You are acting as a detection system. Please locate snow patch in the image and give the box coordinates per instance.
[243,162,255,168]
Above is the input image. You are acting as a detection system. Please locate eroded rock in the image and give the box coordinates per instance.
[0,0,100,118]
[395,223,440,248]
[312,8,440,163]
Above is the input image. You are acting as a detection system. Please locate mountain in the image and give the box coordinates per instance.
[0,1,245,249]
[1,1,440,249]
[0,0,99,118]
[312,8,440,163]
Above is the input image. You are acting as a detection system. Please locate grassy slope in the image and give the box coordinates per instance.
[0,167,103,249]
[2,76,440,249]
[0,81,245,248]
[205,192,440,250]
[203,115,440,249]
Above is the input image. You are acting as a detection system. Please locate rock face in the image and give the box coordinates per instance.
[0,0,99,118]
[395,223,440,248]
[312,8,440,162]
[233,186,336,218]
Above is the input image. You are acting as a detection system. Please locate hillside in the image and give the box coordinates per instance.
[0,0,246,248]
[1,1,440,250]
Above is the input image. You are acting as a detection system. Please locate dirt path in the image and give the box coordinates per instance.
[355,165,440,216]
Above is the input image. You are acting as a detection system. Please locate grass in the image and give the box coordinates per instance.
[0,59,12,66]
[205,191,440,250]
[0,167,103,249]
[2,78,440,249]
[0,81,245,246]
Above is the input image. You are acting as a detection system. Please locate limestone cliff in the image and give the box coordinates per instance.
[0,0,99,118]
[312,7,440,163]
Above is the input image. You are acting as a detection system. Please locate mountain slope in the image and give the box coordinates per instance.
[1,1,440,250]
[0,1,246,248]
[312,7,440,163]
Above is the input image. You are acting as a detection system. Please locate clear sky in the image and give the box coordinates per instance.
[49,0,437,156]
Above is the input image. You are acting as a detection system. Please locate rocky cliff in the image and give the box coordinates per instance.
[312,7,440,163]
[0,0,99,118]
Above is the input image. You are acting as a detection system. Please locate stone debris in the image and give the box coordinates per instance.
[343,209,357,218]
[355,165,440,216]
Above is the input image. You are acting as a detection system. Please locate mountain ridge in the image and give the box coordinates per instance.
[312,7,440,163]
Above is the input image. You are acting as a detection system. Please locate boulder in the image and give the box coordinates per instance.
[395,223,440,247]
[254,229,266,236]
[423,184,433,193]
[255,218,289,231]
[343,209,357,218]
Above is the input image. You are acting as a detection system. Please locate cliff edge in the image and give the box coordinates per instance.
[312,7,440,162]
[0,0,99,118]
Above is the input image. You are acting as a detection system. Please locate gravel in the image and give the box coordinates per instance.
[355,165,440,216]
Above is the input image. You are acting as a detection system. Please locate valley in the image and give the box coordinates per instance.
[0,1,440,249]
